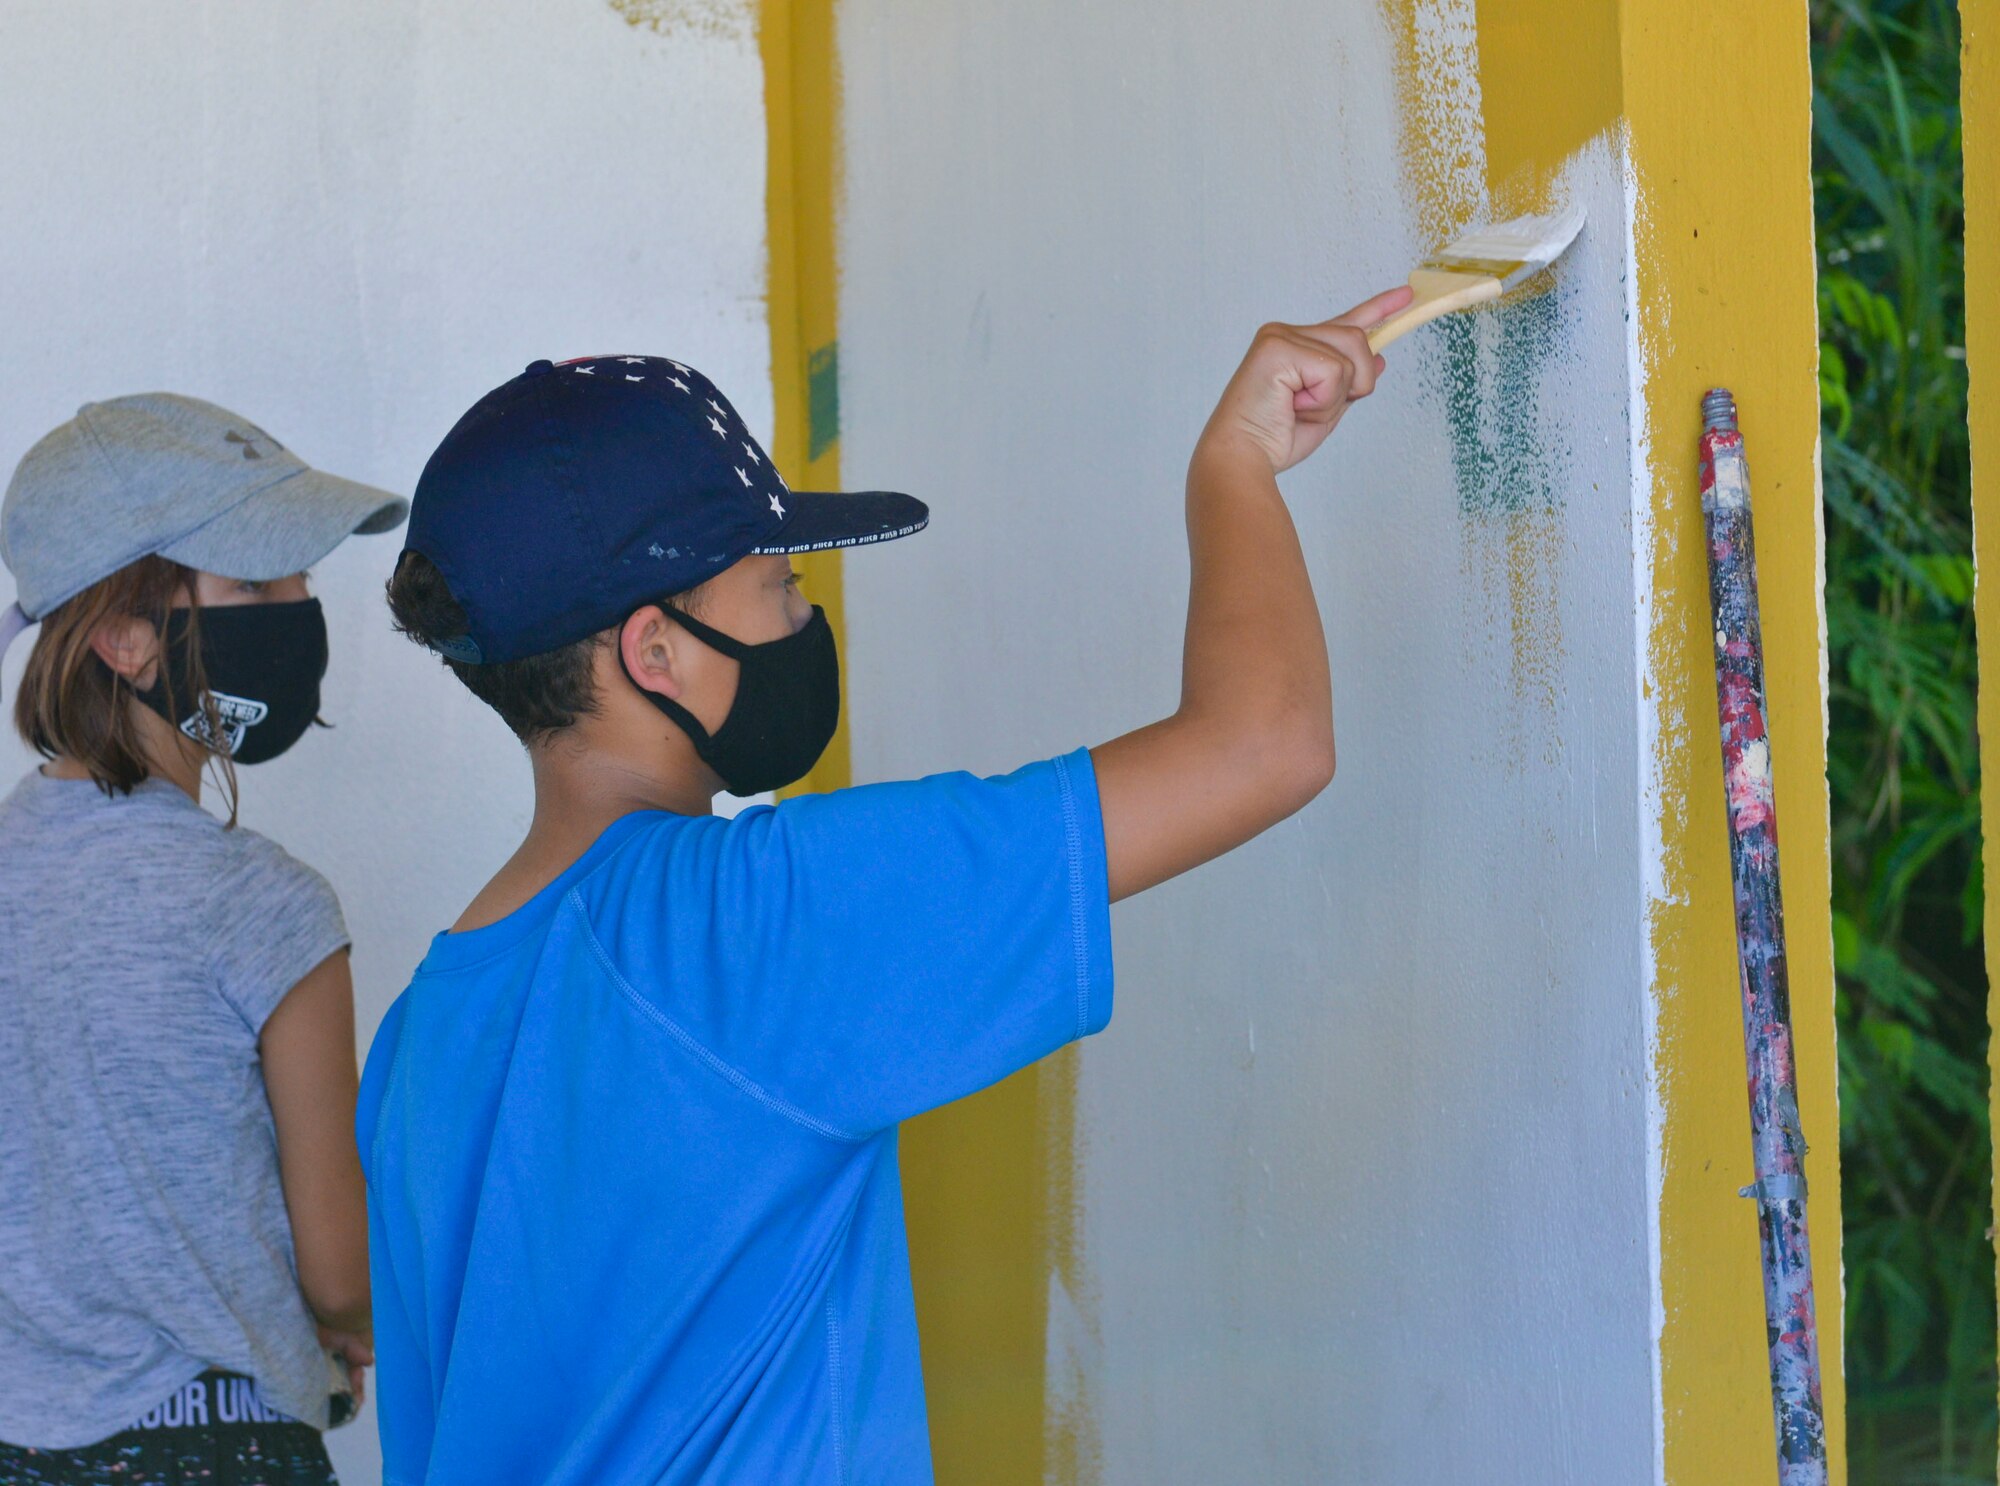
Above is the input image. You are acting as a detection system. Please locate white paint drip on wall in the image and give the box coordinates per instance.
[835,0,1659,1478]
[0,6,768,1482]
[1619,117,1675,1486]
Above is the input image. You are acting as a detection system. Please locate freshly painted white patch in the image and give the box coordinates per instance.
[835,0,1658,1477]
[0,6,769,1483]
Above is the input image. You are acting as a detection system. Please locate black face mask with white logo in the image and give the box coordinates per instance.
[136,599,329,764]
[624,604,840,797]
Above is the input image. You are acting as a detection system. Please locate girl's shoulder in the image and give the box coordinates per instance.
[8,769,340,921]
[202,825,350,1025]
[197,820,342,924]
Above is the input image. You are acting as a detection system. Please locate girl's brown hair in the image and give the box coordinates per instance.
[13,556,237,815]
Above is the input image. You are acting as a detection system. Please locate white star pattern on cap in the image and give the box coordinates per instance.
[625,375,645,382]
[707,415,726,437]
[735,467,751,486]
[743,442,760,465]
[618,357,646,365]
[707,399,725,416]
[768,493,785,518]
[574,365,596,375]
[670,378,689,393]
[667,360,689,374]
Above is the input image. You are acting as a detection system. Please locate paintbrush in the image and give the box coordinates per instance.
[1366,205,1587,353]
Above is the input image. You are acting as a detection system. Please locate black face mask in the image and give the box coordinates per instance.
[136,599,330,765]
[625,604,840,796]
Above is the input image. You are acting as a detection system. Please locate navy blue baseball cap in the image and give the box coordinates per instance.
[403,355,927,664]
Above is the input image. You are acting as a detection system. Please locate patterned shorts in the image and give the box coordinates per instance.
[0,1372,337,1486]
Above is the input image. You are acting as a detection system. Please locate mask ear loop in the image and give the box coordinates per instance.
[617,604,722,750]
[654,604,753,661]
[618,601,826,754]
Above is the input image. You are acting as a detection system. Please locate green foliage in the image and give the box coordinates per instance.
[1812,0,1992,1479]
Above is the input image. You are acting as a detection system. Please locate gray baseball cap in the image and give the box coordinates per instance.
[1,393,407,656]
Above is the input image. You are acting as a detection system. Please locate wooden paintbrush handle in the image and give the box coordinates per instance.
[1366,268,1505,354]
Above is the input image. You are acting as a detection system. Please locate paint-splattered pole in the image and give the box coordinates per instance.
[1698,388,1829,1486]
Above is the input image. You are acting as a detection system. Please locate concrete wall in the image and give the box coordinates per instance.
[831,2,1823,1481]
[0,1,1839,1481]
[0,4,769,1481]
[819,8,1838,1479]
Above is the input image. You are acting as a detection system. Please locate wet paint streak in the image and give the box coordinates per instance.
[1440,286,1562,515]
[1698,397,1829,1486]
[1435,276,1573,774]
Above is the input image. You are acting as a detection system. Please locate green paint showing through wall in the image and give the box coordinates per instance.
[1439,288,1563,515]
[1432,286,1570,774]
[808,341,840,460]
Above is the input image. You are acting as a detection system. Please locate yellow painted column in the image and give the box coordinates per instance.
[1622,2,1848,1480]
[1965,0,2000,1455]
[761,0,850,798]
[761,7,1060,1482]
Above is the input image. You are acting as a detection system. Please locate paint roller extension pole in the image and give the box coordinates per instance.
[1697,387,1829,1486]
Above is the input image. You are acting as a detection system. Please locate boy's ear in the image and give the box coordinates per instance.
[618,605,686,702]
[90,615,161,688]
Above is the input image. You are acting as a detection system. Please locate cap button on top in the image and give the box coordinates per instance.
[525,359,555,377]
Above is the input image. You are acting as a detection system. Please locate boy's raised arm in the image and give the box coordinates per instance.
[1091,286,1412,902]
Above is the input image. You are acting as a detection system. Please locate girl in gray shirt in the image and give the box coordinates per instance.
[0,395,405,1482]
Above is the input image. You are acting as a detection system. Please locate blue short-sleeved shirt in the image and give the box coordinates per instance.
[358,751,1114,1486]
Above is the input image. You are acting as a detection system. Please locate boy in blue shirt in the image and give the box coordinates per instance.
[364,287,1407,1485]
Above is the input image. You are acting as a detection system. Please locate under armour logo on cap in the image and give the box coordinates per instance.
[225,430,280,461]
[0,392,406,629]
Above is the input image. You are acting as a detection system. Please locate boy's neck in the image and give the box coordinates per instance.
[452,726,716,934]
[528,741,716,836]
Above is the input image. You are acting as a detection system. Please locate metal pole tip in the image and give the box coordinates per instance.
[1702,387,1738,434]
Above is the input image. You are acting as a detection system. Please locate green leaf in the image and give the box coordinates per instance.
[1832,908,1863,971]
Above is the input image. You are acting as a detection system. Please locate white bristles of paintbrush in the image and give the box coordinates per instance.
[1366,204,1588,353]
[1420,205,1589,291]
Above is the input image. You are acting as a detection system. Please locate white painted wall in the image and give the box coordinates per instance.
[0,4,768,1481]
[835,4,1659,1480]
[3,2,1677,1479]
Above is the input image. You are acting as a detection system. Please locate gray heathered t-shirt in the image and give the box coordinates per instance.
[0,769,350,1448]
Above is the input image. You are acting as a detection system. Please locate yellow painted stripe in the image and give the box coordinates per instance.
[1622,3,1848,1480]
[1475,0,1621,213]
[1964,0,2000,1436]
[762,0,850,800]
[759,7,1061,1481]
[1383,0,1622,242]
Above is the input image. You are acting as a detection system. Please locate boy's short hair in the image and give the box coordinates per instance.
[386,550,700,743]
